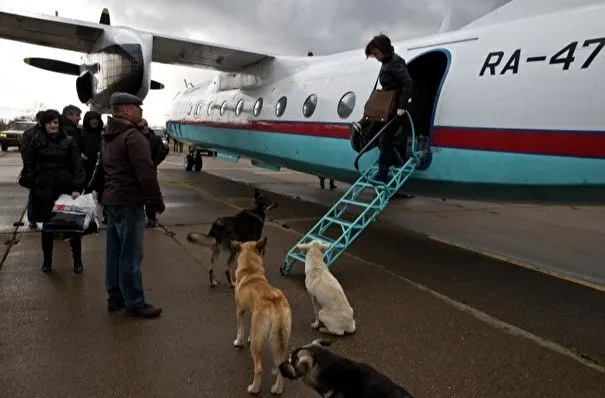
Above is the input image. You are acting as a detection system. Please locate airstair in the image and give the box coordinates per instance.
[280,113,424,275]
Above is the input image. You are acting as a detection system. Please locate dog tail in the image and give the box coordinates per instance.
[270,303,292,373]
[185,232,216,247]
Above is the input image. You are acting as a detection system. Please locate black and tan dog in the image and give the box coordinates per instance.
[279,339,414,397]
[186,188,278,287]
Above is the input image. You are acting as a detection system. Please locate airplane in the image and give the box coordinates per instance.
[1,0,604,208]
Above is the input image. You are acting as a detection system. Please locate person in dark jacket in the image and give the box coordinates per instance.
[20,110,44,229]
[19,109,87,273]
[138,118,168,227]
[60,105,83,155]
[362,33,414,184]
[80,111,106,223]
[101,92,165,318]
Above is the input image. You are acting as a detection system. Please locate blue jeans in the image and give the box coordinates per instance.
[105,205,146,310]
[27,190,34,223]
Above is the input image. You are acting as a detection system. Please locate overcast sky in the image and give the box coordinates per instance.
[0,0,511,126]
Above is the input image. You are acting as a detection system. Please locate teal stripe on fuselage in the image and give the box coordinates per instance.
[171,123,605,187]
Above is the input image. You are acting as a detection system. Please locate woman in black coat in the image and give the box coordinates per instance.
[19,109,87,273]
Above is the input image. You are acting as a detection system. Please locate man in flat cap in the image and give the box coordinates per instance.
[100,92,165,318]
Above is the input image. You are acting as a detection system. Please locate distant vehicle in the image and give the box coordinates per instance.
[0,120,35,151]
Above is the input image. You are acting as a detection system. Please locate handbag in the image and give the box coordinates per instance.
[363,76,399,121]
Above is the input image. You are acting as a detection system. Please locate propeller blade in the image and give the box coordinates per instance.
[150,80,165,90]
[23,58,80,75]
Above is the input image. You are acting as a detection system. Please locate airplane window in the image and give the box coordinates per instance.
[194,101,203,117]
[337,91,356,119]
[253,98,263,117]
[302,94,317,118]
[235,99,244,116]
[220,100,227,116]
[275,96,287,117]
[207,101,213,116]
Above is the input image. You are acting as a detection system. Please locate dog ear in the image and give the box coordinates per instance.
[230,240,242,251]
[311,338,332,347]
[296,243,310,251]
[278,361,298,379]
[256,236,267,253]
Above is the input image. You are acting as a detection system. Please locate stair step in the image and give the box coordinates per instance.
[340,198,378,209]
[324,216,357,228]
[307,234,345,248]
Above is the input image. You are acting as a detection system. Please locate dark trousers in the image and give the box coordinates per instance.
[42,231,81,264]
[376,115,409,180]
[26,190,35,224]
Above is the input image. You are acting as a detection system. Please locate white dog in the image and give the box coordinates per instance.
[296,239,356,335]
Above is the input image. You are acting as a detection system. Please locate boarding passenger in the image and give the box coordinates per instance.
[101,92,165,318]
[138,118,168,228]
[20,110,44,229]
[81,111,107,223]
[357,33,413,184]
[18,109,87,273]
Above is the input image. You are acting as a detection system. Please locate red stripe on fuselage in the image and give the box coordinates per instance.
[170,120,605,158]
[431,126,605,158]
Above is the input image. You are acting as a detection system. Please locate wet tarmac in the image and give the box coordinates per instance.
[1,150,605,397]
[172,155,605,290]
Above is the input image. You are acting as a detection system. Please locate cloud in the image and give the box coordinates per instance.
[101,0,511,55]
[0,0,510,125]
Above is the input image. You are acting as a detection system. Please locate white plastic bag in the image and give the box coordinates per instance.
[48,193,98,232]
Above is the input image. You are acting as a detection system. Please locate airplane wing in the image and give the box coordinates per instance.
[151,33,274,71]
[0,9,103,53]
[0,8,273,72]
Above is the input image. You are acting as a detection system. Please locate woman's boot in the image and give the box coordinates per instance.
[70,236,83,274]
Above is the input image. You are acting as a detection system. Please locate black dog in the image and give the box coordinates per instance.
[279,339,414,397]
[186,188,278,287]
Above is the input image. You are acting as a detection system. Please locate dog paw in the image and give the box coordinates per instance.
[233,339,244,348]
[310,321,320,329]
[319,327,344,336]
[270,383,283,395]
[247,384,260,394]
[210,280,218,288]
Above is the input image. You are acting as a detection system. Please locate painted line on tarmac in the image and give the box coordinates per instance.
[0,207,25,270]
[169,175,605,375]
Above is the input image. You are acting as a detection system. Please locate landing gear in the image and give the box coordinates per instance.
[183,147,204,172]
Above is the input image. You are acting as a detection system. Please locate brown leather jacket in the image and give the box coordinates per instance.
[100,116,163,207]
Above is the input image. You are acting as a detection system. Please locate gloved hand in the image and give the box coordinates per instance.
[147,199,165,214]
[396,109,406,116]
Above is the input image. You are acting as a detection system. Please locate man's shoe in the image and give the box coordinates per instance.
[41,261,51,273]
[107,297,125,312]
[126,303,162,318]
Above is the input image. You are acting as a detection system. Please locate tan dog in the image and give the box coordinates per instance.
[231,237,292,395]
